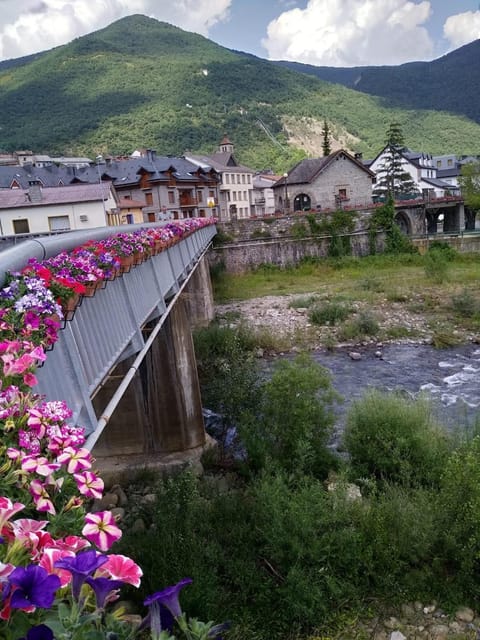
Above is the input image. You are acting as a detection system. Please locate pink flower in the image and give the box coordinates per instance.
[74,471,104,500]
[0,497,24,531]
[82,511,122,551]
[51,535,90,553]
[39,548,75,587]
[23,372,38,387]
[22,455,61,477]
[57,446,92,474]
[96,554,143,587]
[29,480,55,515]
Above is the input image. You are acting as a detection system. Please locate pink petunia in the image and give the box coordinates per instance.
[82,511,122,551]
[57,446,92,474]
[0,497,24,531]
[39,547,75,587]
[74,471,104,500]
[29,480,55,515]
[96,554,143,587]
[22,455,61,477]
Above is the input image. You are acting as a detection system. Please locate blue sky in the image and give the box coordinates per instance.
[0,0,479,65]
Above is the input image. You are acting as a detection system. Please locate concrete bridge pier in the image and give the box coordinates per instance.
[183,255,215,328]
[91,297,207,468]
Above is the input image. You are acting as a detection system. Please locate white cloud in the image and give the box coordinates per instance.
[262,0,434,67]
[443,10,480,49]
[0,0,231,60]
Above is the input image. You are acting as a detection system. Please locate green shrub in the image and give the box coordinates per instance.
[424,249,449,283]
[428,240,458,261]
[431,329,464,348]
[291,221,308,238]
[250,229,272,239]
[343,389,451,486]
[309,301,352,325]
[338,311,379,340]
[239,353,339,477]
[438,437,480,598]
[451,288,480,318]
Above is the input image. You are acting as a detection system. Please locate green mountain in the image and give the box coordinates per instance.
[275,39,480,125]
[1,14,480,171]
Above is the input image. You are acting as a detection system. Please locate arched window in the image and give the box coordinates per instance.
[293,193,311,212]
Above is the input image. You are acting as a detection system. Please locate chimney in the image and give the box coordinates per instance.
[27,179,42,203]
[146,149,157,162]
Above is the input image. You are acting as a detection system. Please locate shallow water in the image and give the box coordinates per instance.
[314,343,480,443]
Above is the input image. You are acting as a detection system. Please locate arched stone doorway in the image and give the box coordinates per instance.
[293,193,311,212]
[395,211,411,235]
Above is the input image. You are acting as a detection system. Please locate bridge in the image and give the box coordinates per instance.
[0,222,217,473]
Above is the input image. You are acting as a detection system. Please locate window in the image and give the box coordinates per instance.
[338,188,348,200]
[48,215,70,231]
[197,190,203,202]
[225,174,230,184]
[436,161,441,168]
[145,192,153,206]
[242,174,246,184]
[237,174,241,184]
[247,175,251,184]
[168,191,175,204]
[244,191,248,201]
[447,159,453,167]
[13,219,30,234]
[233,191,237,200]
[209,190,215,198]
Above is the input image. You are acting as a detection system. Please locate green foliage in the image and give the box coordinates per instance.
[193,324,260,455]
[291,221,308,238]
[337,311,379,340]
[424,249,450,284]
[438,437,480,598]
[451,288,480,318]
[239,353,339,477]
[321,119,331,156]
[373,123,420,200]
[370,197,416,254]
[343,390,451,486]
[428,240,458,261]
[458,161,480,211]
[309,301,352,325]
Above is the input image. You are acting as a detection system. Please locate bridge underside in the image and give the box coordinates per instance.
[395,201,465,236]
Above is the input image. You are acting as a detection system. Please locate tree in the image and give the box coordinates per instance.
[321,119,331,156]
[458,161,480,230]
[373,122,420,201]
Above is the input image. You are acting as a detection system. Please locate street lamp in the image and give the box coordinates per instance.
[283,172,288,215]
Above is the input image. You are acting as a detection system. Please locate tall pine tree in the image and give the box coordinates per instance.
[373,123,420,200]
[321,119,331,156]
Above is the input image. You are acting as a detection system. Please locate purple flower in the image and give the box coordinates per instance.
[142,578,192,634]
[143,577,192,618]
[85,576,125,609]
[54,549,108,600]
[8,565,60,610]
[19,624,54,640]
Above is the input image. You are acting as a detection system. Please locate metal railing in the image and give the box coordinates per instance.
[21,223,217,435]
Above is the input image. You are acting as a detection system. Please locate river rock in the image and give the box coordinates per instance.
[110,507,125,521]
[428,623,449,638]
[455,606,475,622]
[349,351,362,360]
[109,484,128,506]
[389,631,406,640]
[91,492,119,512]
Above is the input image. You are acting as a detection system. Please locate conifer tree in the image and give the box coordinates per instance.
[321,119,331,156]
[458,161,480,230]
[373,122,419,200]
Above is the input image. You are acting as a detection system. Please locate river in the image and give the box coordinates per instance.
[315,342,480,443]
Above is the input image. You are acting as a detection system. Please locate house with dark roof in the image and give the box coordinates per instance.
[0,182,118,236]
[185,136,255,221]
[275,150,375,213]
[369,147,459,199]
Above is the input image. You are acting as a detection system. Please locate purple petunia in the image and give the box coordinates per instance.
[8,565,60,610]
[143,577,193,634]
[54,549,108,601]
[19,623,54,640]
[85,576,125,609]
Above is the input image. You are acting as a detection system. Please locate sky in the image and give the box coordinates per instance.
[0,0,479,66]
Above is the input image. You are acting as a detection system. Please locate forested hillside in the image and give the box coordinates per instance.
[275,39,480,125]
[1,14,480,171]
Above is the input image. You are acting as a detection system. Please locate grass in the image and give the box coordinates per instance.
[212,253,480,343]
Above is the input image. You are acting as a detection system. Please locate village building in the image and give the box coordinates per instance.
[274,150,375,213]
[185,136,255,221]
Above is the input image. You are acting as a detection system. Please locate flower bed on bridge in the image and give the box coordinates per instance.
[0,218,224,639]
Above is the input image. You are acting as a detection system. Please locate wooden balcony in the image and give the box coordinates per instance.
[179,195,198,207]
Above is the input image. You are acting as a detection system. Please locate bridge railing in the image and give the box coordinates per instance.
[31,224,216,433]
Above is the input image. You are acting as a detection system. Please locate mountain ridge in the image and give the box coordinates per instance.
[0,14,479,171]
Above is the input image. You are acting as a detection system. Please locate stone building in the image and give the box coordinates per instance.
[274,149,375,213]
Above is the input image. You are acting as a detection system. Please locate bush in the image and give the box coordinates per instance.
[239,353,339,477]
[424,249,449,283]
[309,301,352,325]
[438,437,480,599]
[338,311,379,340]
[428,240,458,261]
[343,390,451,486]
[451,288,480,318]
